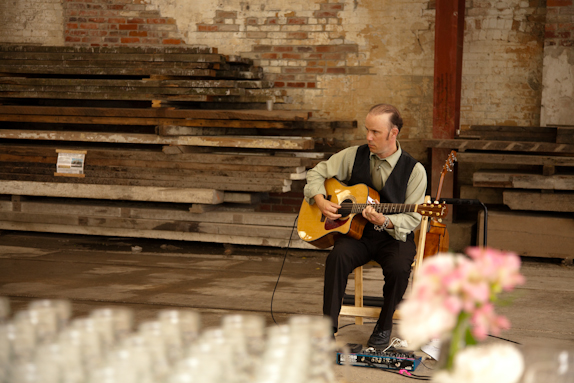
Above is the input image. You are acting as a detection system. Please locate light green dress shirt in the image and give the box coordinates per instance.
[303,142,428,242]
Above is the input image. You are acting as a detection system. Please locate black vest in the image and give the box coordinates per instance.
[347,144,419,239]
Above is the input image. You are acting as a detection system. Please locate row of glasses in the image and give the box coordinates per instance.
[0,297,337,383]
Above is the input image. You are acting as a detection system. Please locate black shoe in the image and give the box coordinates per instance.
[367,324,391,349]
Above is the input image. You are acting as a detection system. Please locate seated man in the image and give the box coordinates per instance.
[303,103,427,348]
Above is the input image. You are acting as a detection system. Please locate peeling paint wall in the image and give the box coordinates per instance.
[541,2,574,126]
[0,0,571,133]
[0,0,64,45]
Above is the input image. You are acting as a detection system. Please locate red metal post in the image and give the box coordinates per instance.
[431,0,465,203]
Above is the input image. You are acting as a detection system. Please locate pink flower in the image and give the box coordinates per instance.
[470,303,511,340]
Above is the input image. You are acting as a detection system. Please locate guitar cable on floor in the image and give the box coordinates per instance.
[270,214,299,325]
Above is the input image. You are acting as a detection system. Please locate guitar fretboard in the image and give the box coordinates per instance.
[341,203,418,214]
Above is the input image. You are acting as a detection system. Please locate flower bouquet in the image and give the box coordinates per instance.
[397,247,526,383]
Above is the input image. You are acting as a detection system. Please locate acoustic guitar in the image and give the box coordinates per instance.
[297,178,448,249]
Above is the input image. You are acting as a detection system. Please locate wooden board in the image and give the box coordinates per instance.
[0,220,316,250]
[0,145,311,167]
[477,210,574,259]
[0,106,310,121]
[458,152,574,167]
[418,139,574,154]
[503,190,574,212]
[0,174,291,193]
[459,185,504,204]
[0,181,224,204]
[473,171,574,190]
[0,130,315,150]
[458,125,557,142]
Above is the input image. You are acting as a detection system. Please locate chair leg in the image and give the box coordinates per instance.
[354,266,364,325]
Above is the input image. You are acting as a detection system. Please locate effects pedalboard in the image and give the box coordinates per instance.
[336,343,422,372]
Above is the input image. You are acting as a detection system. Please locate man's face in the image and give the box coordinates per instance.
[365,112,397,158]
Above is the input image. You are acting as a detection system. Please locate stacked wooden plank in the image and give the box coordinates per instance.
[416,124,574,259]
[0,45,360,249]
[0,45,285,105]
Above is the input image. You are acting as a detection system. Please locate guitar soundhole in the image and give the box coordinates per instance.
[337,198,353,218]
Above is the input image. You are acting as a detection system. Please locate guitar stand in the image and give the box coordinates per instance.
[436,197,488,247]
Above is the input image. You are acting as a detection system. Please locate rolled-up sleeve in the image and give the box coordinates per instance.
[303,146,358,204]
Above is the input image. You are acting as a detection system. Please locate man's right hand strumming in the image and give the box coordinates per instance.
[314,194,342,221]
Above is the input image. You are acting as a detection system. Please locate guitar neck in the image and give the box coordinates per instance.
[348,203,419,215]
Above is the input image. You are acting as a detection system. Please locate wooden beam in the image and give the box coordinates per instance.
[0,181,224,204]
[0,105,310,121]
[503,191,574,212]
[0,130,315,150]
[473,171,574,190]
[416,139,574,154]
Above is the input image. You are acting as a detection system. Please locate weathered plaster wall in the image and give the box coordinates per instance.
[0,0,64,45]
[0,0,569,133]
[541,1,574,126]
[461,0,546,128]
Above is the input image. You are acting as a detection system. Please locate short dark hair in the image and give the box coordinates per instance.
[367,104,403,132]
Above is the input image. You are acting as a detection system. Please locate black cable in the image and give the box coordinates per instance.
[270,215,298,325]
[488,334,522,345]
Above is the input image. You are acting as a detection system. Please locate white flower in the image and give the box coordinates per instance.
[432,343,524,383]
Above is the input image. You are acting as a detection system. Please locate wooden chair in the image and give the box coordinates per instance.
[339,196,431,325]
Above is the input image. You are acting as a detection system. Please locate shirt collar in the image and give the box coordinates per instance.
[369,141,402,167]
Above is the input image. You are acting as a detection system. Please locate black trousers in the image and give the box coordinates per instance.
[323,225,416,331]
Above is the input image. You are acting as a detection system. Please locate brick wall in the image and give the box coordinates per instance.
[0,0,64,45]
[63,0,185,46]
[460,0,546,128]
[541,1,574,125]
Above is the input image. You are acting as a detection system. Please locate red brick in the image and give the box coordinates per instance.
[276,75,295,81]
[274,82,285,87]
[198,25,218,32]
[68,30,87,36]
[261,53,278,59]
[273,46,294,52]
[163,38,182,45]
[246,18,258,25]
[258,204,272,212]
[253,45,272,52]
[146,18,166,24]
[129,31,148,37]
[282,53,301,59]
[121,37,140,43]
[81,37,101,43]
[128,18,145,23]
[67,23,79,29]
[287,82,306,88]
[559,23,574,30]
[266,18,279,24]
[89,30,108,37]
[306,67,324,73]
[308,53,323,59]
[546,23,557,31]
[307,60,325,66]
[103,37,119,43]
[272,205,298,213]
[558,31,572,38]
[141,38,160,44]
[108,18,126,23]
[287,17,307,25]
[547,0,572,5]
[561,39,574,46]
[287,32,308,39]
[314,11,338,18]
[326,67,346,74]
[321,3,344,10]
[65,36,82,42]
[88,18,106,23]
[296,46,314,53]
[78,10,99,17]
[79,23,99,29]
[119,24,137,30]
[86,4,103,10]
[307,82,316,88]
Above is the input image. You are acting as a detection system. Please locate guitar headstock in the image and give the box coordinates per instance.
[418,202,448,219]
[443,150,458,173]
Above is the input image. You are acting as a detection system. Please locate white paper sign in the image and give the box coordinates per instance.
[56,152,85,175]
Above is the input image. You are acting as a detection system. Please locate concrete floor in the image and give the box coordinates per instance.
[1,230,573,382]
